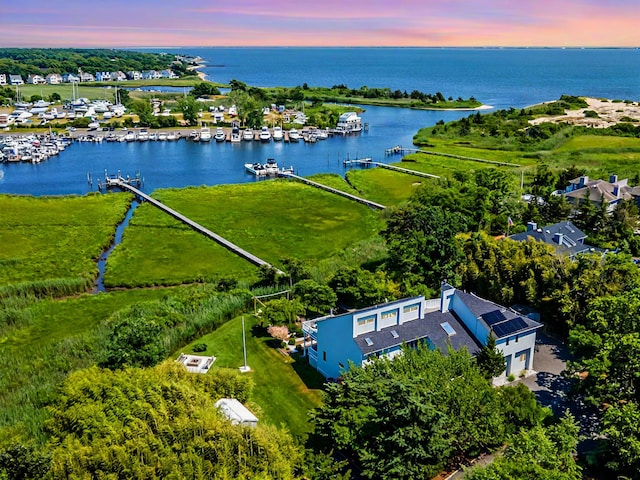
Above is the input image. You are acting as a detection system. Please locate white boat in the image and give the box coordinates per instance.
[288,128,301,142]
[259,126,271,143]
[214,127,226,142]
[245,159,293,177]
[125,131,136,142]
[272,126,283,141]
[315,129,328,140]
[230,126,241,143]
[245,162,267,176]
[158,132,167,141]
[243,129,254,141]
[138,129,149,142]
[149,133,158,141]
[88,121,100,130]
[199,126,211,142]
[167,132,177,141]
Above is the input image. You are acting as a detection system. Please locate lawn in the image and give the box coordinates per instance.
[178,314,324,438]
[0,193,131,288]
[105,181,384,287]
[345,166,432,206]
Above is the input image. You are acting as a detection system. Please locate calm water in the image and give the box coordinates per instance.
[1,48,639,196]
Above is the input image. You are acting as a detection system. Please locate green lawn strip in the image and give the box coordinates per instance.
[305,173,361,195]
[0,288,174,440]
[345,168,425,206]
[553,135,640,152]
[178,315,323,438]
[0,193,131,286]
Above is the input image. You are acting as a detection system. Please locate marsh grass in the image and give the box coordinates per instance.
[105,181,384,288]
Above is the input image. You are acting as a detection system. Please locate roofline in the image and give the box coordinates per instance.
[312,295,425,324]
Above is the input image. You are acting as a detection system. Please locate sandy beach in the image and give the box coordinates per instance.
[529,97,640,128]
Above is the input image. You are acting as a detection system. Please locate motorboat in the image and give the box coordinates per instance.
[199,126,211,142]
[243,128,254,141]
[214,127,226,142]
[124,130,136,142]
[230,126,241,143]
[244,162,267,176]
[138,129,149,142]
[167,132,177,141]
[259,126,271,143]
[272,126,283,141]
[288,128,301,142]
[158,132,167,141]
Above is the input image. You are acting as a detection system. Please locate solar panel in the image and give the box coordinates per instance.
[492,318,528,338]
[365,337,374,346]
[440,322,456,336]
[482,310,507,326]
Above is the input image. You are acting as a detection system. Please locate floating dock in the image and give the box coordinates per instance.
[105,178,283,274]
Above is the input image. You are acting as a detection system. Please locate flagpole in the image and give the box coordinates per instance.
[239,316,251,373]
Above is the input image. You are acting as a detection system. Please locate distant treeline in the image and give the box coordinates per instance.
[0,48,192,77]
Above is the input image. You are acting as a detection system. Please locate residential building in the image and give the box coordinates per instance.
[95,71,112,82]
[336,111,363,132]
[126,70,141,80]
[112,71,127,81]
[27,74,46,85]
[141,70,160,80]
[159,69,177,79]
[62,73,80,83]
[509,220,599,258]
[79,72,95,82]
[0,74,7,85]
[45,73,62,85]
[9,74,24,85]
[303,283,542,380]
[564,175,640,212]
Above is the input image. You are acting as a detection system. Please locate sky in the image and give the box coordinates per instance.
[2,0,639,48]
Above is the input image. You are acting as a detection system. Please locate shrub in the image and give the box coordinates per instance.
[507,373,516,382]
[192,343,207,353]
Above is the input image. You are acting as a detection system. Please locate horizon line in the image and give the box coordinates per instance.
[2,45,639,50]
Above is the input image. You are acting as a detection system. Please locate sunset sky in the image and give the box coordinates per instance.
[2,0,639,48]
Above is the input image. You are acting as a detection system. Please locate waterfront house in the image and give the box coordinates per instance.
[336,111,362,133]
[0,74,7,85]
[126,70,141,80]
[303,283,542,380]
[563,175,640,212]
[45,73,62,85]
[141,70,161,80]
[79,72,95,82]
[27,74,46,85]
[62,73,80,83]
[159,69,177,79]
[95,71,112,82]
[509,221,599,258]
[112,71,127,81]
[9,74,24,85]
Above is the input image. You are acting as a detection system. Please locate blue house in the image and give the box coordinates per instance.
[303,283,542,380]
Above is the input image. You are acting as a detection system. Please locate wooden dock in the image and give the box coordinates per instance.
[107,179,283,274]
[279,172,386,210]
[344,158,440,179]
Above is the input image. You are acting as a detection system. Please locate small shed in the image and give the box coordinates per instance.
[214,398,258,427]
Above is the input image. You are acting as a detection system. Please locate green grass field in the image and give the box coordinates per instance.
[178,314,324,438]
[0,193,131,288]
[105,181,384,287]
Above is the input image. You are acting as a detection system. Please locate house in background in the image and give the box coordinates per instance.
[0,74,7,85]
[509,220,599,258]
[79,72,95,82]
[563,175,640,212]
[46,73,62,85]
[27,74,46,85]
[9,74,24,85]
[62,73,80,83]
[95,71,112,82]
[303,283,542,380]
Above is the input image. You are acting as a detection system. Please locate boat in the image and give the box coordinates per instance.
[272,126,283,141]
[288,128,301,142]
[167,132,177,141]
[214,127,226,142]
[199,126,211,142]
[315,129,329,140]
[230,126,241,143]
[138,129,149,142]
[124,131,136,142]
[158,132,167,141]
[244,158,293,177]
[242,128,254,141]
[259,126,271,143]
[244,162,267,176]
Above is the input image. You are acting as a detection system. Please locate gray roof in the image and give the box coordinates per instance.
[509,221,595,257]
[354,309,481,356]
[453,291,542,339]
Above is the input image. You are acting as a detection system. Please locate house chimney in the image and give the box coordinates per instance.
[527,221,537,231]
[579,176,588,187]
[554,232,564,245]
[610,174,618,184]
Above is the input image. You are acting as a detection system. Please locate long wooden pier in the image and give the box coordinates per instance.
[279,172,387,210]
[344,158,440,179]
[108,179,283,274]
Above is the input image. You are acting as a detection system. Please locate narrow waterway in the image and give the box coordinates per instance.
[93,199,139,293]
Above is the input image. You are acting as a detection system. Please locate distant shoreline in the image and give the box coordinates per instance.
[187,56,207,81]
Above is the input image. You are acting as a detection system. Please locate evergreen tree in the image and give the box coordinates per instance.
[476,335,506,378]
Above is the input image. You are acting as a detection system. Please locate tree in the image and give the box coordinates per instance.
[382,204,467,289]
[131,98,154,126]
[292,279,337,318]
[176,95,198,125]
[261,297,304,325]
[601,401,640,476]
[190,82,221,97]
[329,267,397,309]
[99,314,165,369]
[476,335,506,379]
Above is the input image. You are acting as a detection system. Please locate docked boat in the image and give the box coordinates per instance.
[214,127,226,142]
[138,129,149,142]
[245,158,294,177]
[259,126,271,143]
[288,128,301,142]
[199,126,212,142]
[167,132,177,141]
[124,131,136,142]
[158,132,167,141]
[272,126,283,141]
[244,162,267,176]
[242,129,254,141]
[230,126,241,143]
